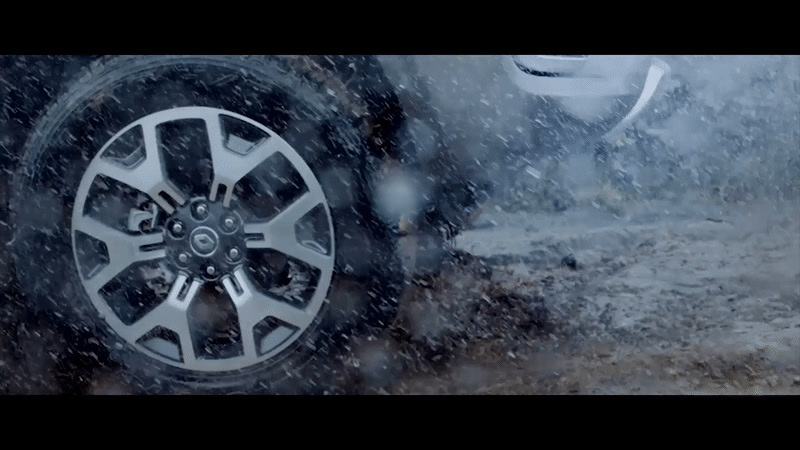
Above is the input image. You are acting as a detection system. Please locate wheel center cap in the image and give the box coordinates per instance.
[190,226,219,256]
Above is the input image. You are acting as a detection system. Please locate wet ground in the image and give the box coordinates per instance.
[333,196,800,394]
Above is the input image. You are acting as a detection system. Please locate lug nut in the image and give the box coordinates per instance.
[228,247,241,260]
[194,203,209,220]
[178,253,189,264]
[171,221,184,236]
[221,215,239,232]
[206,265,216,276]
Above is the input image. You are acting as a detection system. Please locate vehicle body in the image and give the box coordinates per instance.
[0,55,669,393]
[505,55,670,145]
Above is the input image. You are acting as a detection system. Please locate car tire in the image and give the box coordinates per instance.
[9,55,404,394]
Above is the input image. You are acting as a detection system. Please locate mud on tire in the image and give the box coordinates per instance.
[9,55,404,393]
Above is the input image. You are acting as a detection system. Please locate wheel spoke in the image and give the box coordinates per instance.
[223,268,314,359]
[205,112,291,207]
[75,215,165,292]
[243,192,331,268]
[95,119,185,213]
[120,273,202,364]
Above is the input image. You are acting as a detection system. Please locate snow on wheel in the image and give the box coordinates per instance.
[71,107,335,372]
[11,56,403,392]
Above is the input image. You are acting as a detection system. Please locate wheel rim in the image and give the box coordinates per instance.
[71,106,335,373]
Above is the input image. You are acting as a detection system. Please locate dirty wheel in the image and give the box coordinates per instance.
[10,56,403,393]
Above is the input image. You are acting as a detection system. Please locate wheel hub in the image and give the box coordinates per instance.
[166,198,246,281]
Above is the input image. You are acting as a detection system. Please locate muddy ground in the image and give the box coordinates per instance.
[332,196,800,395]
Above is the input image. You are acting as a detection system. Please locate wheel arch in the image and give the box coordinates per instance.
[1,55,407,163]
